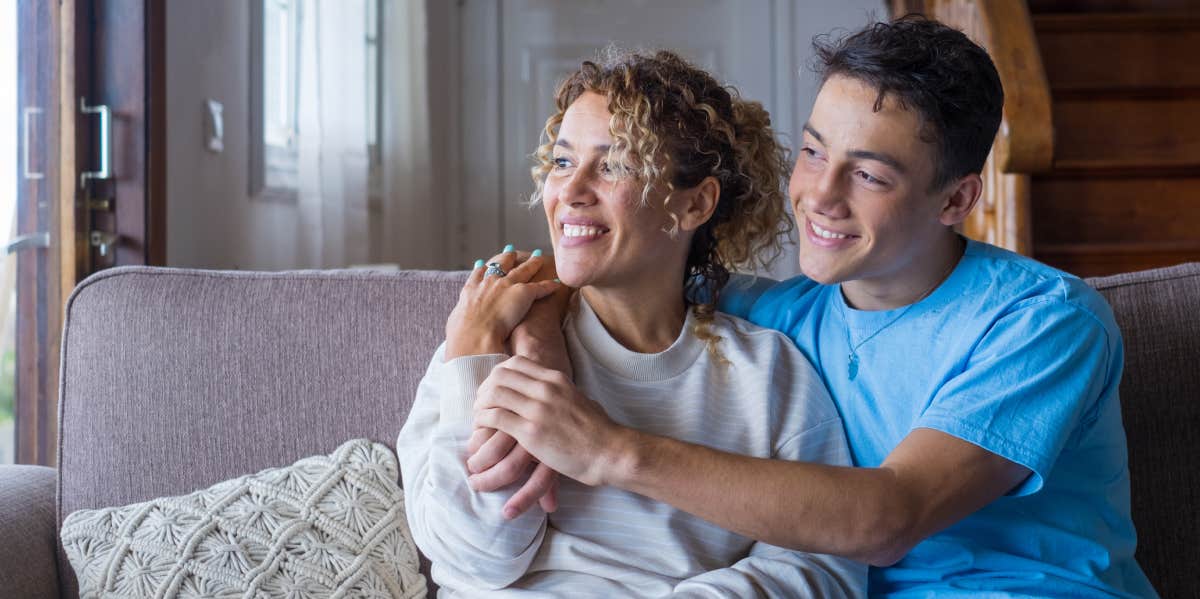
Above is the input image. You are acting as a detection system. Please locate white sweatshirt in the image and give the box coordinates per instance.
[396,297,866,598]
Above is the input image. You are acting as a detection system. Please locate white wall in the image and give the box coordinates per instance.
[166,1,304,270]
[165,0,884,272]
[427,0,884,277]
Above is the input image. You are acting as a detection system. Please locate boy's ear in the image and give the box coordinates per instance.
[676,176,721,232]
[938,173,983,227]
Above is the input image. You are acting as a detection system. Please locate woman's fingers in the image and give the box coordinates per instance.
[539,471,560,513]
[503,462,559,518]
[506,253,545,283]
[467,429,518,473]
[467,431,537,492]
[467,258,487,285]
[466,426,493,455]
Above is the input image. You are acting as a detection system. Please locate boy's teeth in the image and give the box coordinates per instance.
[813,222,848,239]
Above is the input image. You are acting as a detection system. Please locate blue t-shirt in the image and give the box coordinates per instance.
[720,239,1157,598]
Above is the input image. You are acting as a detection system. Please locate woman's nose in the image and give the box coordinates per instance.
[561,170,597,208]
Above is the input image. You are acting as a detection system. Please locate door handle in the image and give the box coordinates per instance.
[89,231,119,258]
[79,97,111,188]
[4,232,50,254]
[22,106,44,180]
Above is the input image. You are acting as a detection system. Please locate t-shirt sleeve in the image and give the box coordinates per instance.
[717,274,777,320]
[916,299,1116,496]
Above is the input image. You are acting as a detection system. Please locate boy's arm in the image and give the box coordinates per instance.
[671,418,867,598]
[474,299,1110,564]
[472,355,1030,566]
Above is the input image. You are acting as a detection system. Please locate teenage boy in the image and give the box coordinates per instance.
[470,17,1157,597]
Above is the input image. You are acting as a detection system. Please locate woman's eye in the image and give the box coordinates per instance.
[552,157,572,170]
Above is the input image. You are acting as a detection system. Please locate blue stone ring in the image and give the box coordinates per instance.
[484,262,507,278]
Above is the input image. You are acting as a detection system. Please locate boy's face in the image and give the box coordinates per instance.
[789,75,957,288]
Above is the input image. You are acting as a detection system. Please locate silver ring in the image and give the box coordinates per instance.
[484,262,507,277]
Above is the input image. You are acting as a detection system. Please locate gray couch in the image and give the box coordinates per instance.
[1,263,1196,598]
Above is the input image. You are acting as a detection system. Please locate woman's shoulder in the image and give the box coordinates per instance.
[706,311,840,427]
[709,311,817,374]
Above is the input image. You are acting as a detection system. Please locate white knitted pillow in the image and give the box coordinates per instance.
[61,439,427,598]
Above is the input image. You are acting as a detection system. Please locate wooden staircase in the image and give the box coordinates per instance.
[894,0,1200,277]
[1030,4,1200,276]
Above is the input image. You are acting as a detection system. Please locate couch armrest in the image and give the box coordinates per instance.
[0,465,60,599]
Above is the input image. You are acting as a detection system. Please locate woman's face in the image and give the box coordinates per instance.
[542,92,685,291]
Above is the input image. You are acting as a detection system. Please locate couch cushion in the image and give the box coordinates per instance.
[0,465,60,599]
[61,439,426,598]
[1087,262,1200,598]
[57,267,466,597]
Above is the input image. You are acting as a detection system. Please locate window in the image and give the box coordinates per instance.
[250,0,301,202]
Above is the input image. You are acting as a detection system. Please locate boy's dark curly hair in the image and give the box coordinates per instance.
[813,15,1005,190]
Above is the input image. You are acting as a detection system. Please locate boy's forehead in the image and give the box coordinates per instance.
[810,75,930,163]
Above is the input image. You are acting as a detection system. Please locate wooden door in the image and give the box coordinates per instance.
[10,0,65,466]
[78,0,167,271]
[5,0,165,466]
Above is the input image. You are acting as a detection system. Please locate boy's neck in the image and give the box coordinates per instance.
[841,234,965,311]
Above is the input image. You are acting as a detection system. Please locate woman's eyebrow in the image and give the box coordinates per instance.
[554,139,611,153]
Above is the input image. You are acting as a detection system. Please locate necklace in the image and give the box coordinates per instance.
[839,253,960,381]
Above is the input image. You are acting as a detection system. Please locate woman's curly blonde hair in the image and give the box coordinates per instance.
[530,48,793,356]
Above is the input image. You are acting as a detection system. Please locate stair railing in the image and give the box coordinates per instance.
[891,0,1054,255]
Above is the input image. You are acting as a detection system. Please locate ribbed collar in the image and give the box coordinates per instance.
[568,296,706,382]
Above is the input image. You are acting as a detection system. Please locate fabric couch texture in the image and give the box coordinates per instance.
[0,262,1189,598]
[56,268,464,598]
[0,464,60,599]
[1088,263,1200,599]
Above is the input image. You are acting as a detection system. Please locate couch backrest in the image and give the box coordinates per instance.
[57,263,1200,597]
[56,267,466,597]
[1087,262,1200,598]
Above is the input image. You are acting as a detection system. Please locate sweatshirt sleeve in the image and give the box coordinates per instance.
[395,343,548,590]
[671,420,867,598]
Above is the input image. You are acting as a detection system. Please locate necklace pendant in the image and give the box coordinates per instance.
[848,352,859,380]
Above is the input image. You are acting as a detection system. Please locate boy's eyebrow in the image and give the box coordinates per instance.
[803,122,907,174]
[848,150,907,174]
[802,123,824,144]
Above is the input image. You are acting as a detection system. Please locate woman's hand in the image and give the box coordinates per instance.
[444,249,560,360]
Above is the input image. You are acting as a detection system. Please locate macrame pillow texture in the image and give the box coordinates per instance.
[60,439,427,598]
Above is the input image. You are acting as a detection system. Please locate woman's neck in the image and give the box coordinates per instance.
[580,281,687,354]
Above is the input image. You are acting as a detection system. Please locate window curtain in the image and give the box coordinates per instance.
[295,0,370,268]
[380,0,436,268]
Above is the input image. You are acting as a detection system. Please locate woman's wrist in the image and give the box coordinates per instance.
[444,331,507,360]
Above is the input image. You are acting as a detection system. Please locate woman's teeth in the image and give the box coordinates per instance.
[563,225,605,238]
[811,221,849,239]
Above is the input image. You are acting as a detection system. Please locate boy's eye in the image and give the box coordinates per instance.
[799,146,824,161]
[856,170,884,185]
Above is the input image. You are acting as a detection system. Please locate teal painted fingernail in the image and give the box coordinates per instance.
[474,259,484,269]
[503,244,515,253]
[532,249,543,257]
[553,278,561,283]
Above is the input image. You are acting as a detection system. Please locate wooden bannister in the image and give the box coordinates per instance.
[891,1,1053,255]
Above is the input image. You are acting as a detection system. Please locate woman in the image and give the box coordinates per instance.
[396,49,865,597]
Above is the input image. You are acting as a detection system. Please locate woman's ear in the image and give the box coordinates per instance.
[938,173,982,227]
[676,176,721,232]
